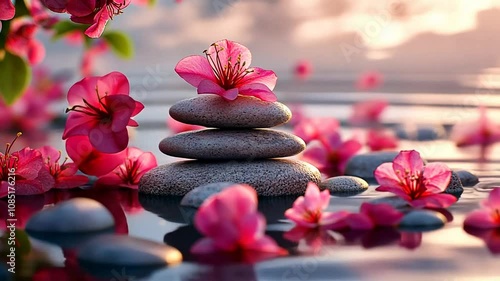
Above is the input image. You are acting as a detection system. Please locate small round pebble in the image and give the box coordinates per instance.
[78,235,182,267]
[160,129,305,160]
[444,171,464,199]
[320,176,368,196]
[169,95,292,128]
[26,198,114,233]
[455,170,479,187]
[395,124,446,141]
[180,182,236,208]
[399,210,446,231]
[344,151,399,182]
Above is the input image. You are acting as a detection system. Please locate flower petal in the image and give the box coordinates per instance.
[238,67,277,91]
[482,188,500,210]
[300,140,329,169]
[344,213,374,230]
[392,150,424,181]
[464,209,500,229]
[422,163,451,193]
[206,39,252,70]
[360,202,404,226]
[238,83,277,102]
[410,193,457,209]
[197,79,226,95]
[320,210,350,226]
[89,126,129,153]
[246,236,287,255]
[83,8,110,38]
[191,238,218,254]
[0,0,15,20]
[175,55,218,88]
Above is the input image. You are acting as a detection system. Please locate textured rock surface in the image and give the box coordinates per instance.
[26,198,114,233]
[180,182,235,208]
[444,171,464,199]
[320,176,368,195]
[160,129,305,160]
[139,159,321,196]
[399,210,446,230]
[78,235,182,266]
[344,151,400,182]
[169,95,291,128]
[455,169,479,187]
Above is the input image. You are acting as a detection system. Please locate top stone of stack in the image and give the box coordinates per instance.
[169,95,292,128]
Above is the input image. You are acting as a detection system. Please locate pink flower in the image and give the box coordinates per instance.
[192,184,286,256]
[65,136,126,177]
[293,117,339,144]
[356,71,383,91]
[374,150,457,208]
[63,72,144,153]
[300,132,362,177]
[0,134,54,198]
[41,0,131,38]
[167,116,204,134]
[94,147,157,189]
[451,106,500,148]
[39,145,89,189]
[294,60,313,81]
[0,0,15,21]
[284,182,349,228]
[349,99,388,126]
[29,0,59,28]
[366,129,399,151]
[343,203,404,230]
[464,188,500,229]
[175,39,278,101]
[6,20,45,65]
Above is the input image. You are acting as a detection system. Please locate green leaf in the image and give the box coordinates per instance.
[0,52,31,105]
[148,0,157,6]
[14,0,30,18]
[102,31,134,59]
[51,21,87,41]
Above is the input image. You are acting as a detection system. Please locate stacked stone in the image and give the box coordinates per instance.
[139,95,321,196]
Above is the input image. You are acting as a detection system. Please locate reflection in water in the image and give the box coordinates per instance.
[464,226,500,254]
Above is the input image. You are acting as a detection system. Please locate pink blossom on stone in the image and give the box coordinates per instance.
[343,202,404,230]
[94,147,157,189]
[0,134,54,198]
[175,39,278,101]
[366,128,399,151]
[65,136,126,177]
[450,106,500,148]
[300,132,362,177]
[0,0,15,21]
[294,60,313,81]
[349,99,388,125]
[374,150,457,209]
[39,145,89,189]
[63,71,144,153]
[192,184,287,256]
[167,115,204,134]
[356,71,383,91]
[6,20,45,65]
[285,182,349,228]
[464,188,500,229]
[293,117,340,144]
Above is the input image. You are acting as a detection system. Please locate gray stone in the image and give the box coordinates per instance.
[444,171,464,199]
[395,124,446,141]
[139,159,321,196]
[159,129,305,160]
[320,176,368,196]
[368,196,409,209]
[399,210,446,231]
[169,95,291,128]
[344,151,400,182]
[455,169,479,187]
[26,198,114,233]
[180,182,235,208]
[77,235,182,266]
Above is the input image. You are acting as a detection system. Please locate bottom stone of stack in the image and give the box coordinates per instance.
[139,159,321,196]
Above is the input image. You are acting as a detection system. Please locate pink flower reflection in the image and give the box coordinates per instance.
[464,188,500,229]
[343,203,404,230]
[399,231,422,250]
[284,226,337,253]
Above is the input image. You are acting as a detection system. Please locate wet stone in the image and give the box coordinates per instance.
[395,124,446,141]
[344,151,400,182]
[139,159,321,196]
[444,171,464,199]
[368,196,409,209]
[180,182,236,208]
[169,95,292,128]
[320,176,368,196]
[77,235,182,267]
[159,129,305,160]
[399,210,446,231]
[26,198,114,233]
[455,169,479,187]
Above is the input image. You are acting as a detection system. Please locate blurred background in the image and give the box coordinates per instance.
[41,0,500,92]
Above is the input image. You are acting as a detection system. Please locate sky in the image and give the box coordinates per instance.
[42,0,500,80]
